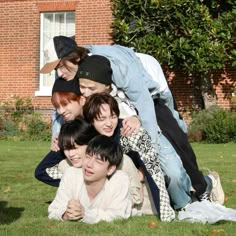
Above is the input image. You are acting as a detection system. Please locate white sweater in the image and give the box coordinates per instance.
[48,168,132,224]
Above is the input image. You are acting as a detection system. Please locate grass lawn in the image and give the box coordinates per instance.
[0,141,235,236]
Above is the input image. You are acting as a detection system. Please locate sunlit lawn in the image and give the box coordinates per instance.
[0,141,235,236]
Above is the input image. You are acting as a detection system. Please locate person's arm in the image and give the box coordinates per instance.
[81,171,132,224]
[121,127,161,169]
[34,150,65,187]
[51,109,64,142]
[48,167,81,220]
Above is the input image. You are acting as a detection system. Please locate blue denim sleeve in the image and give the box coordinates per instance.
[51,109,64,141]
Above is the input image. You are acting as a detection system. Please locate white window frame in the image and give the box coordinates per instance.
[35,11,75,96]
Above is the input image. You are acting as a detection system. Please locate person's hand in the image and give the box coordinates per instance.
[121,116,141,137]
[50,135,60,152]
[62,199,84,221]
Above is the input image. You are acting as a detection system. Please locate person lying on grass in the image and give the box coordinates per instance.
[48,135,132,223]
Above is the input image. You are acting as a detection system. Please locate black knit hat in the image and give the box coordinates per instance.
[52,78,81,95]
[78,55,112,85]
[40,36,78,74]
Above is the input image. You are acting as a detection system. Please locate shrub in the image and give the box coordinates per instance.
[188,106,236,143]
[23,113,51,141]
[0,119,21,140]
[0,96,51,141]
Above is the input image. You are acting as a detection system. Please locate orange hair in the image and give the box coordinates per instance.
[51,92,82,109]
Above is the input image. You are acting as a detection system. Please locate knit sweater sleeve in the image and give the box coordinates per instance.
[48,167,82,220]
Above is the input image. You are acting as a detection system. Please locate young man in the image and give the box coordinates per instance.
[48,135,133,223]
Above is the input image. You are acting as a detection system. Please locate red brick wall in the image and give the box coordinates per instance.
[0,0,235,124]
[165,67,236,123]
[0,0,113,112]
[165,68,236,111]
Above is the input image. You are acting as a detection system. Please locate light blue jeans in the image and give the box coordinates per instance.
[51,109,64,140]
[158,132,192,210]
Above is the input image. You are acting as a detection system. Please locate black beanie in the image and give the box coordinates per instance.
[78,55,112,85]
[52,78,81,95]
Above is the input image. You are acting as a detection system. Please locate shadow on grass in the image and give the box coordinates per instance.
[0,201,24,225]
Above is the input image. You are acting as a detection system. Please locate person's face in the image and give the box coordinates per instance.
[82,153,116,183]
[92,104,118,137]
[56,61,78,81]
[79,78,110,98]
[56,98,85,121]
[64,144,87,168]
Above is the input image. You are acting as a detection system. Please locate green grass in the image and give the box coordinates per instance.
[0,141,235,236]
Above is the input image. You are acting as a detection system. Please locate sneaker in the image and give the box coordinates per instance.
[208,171,225,205]
[198,191,210,202]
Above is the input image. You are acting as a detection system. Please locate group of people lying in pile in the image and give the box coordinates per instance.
[34,36,225,223]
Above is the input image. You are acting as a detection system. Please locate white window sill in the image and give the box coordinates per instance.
[35,90,52,97]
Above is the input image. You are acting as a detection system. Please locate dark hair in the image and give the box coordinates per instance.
[86,135,123,167]
[58,117,99,150]
[59,49,89,72]
[83,92,120,123]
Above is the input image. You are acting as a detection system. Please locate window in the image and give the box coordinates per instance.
[35,11,75,96]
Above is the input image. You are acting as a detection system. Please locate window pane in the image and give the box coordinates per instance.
[43,13,54,41]
[39,12,75,94]
[66,12,75,36]
[55,13,65,35]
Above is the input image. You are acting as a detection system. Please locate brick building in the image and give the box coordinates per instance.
[0,0,235,124]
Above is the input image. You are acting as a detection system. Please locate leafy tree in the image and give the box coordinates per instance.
[111,0,236,109]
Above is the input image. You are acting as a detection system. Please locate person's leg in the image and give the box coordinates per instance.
[126,150,175,221]
[158,133,192,210]
[159,90,188,133]
[154,99,209,198]
[155,98,225,204]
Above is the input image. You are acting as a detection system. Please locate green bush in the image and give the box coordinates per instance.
[0,96,51,141]
[0,119,21,139]
[23,113,51,141]
[188,106,236,143]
